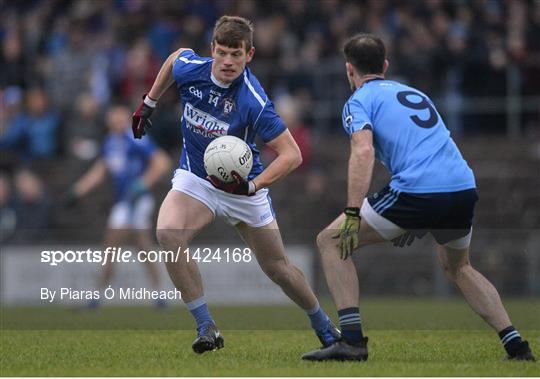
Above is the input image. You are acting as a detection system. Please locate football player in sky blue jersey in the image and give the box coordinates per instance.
[67,105,171,307]
[132,16,339,354]
[302,34,535,362]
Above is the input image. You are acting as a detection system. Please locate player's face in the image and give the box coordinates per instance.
[211,42,254,83]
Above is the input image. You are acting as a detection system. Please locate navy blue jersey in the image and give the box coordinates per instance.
[172,50,286,180]
[342,79,475,193]
[102,131,157,201]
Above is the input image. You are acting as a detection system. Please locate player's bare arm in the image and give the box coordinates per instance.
[332,130,375,259]
[133,48,193,139]
[251,129,302,191]
[346,130,375,208]
[207,129,301,196]
[148,48,193,100]
[71,159,107,198]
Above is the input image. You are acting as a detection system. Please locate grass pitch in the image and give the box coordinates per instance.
[1,298,539,376]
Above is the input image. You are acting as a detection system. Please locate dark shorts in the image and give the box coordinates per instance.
[366,185,479,245]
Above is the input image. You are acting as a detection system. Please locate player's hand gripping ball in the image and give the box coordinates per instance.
[204,136,254,195]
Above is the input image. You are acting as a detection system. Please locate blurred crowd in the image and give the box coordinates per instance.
[1,0,539,240]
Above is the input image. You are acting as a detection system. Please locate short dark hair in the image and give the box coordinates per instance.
[343,34,386,75]
[212,15,254,52]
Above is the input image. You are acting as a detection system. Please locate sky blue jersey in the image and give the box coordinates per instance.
[172,50,286,180]
[342,79,475,193]
[102,131,157,201]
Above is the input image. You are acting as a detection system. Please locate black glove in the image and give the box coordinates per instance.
[62,188,79,208]
[207,171,256,196]
[391,231,416,247]
[132,94,155,139]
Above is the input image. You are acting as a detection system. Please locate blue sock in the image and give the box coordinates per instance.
[186,297,214,331]
[338,307,364,345]
[307,302,331,331]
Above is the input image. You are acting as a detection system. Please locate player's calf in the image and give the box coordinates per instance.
[260,259,291,287]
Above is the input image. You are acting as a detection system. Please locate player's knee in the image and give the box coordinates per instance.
[441,261,470,282]
[316,229,333,251]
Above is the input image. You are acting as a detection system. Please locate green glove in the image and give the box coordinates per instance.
[63,188,79,208]
[332,207,361,260]
[127,179,148,203]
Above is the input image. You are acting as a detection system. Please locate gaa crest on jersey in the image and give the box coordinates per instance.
[223,98,234,115]
[189,86,203,100]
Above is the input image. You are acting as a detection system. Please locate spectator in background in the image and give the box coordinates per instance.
[0,86,23,170]
[0,87,60,164]
[0,31,26,88]
[0,172,16,242]
[13,169,52,241]
[46,21,94,112]
[264,95,312,170]
[1,0,537,137]
[65,92,103,161]
[520,0,540,132]
[119,39,159,103]
[90,31,125,108]
[0,86,23,134]
[147,5,182,61]
[64,104,171,308]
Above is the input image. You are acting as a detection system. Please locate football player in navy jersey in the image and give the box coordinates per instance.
[301,34,535,362]
[67,105,171,307]
[132,16,339,354]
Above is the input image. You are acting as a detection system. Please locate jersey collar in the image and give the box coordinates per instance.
[210,71,232,88]
[210,69,246,89]
[363,77,385,84]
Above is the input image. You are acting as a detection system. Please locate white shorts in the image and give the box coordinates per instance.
[171,169,275,228]
[360,198,405,240]
[108,195,155,229]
